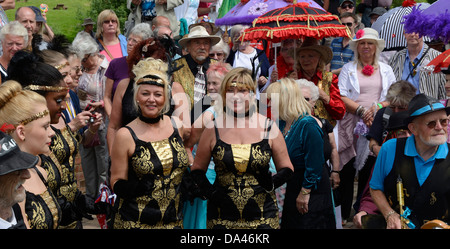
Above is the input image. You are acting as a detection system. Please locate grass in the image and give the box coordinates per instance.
[5,0,91,41]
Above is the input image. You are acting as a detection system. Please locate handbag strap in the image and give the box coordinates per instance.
[98,38,114,60]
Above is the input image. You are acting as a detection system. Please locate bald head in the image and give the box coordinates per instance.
[15,7,36,37]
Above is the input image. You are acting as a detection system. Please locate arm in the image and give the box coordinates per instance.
[110,127,134,189]
[106,78,128,154]
[328,131,340,189]
[0,0,15,10]
[324,73,346,120]
[103,77,114,117]
[370,188,402,229]
[191,124,215,172]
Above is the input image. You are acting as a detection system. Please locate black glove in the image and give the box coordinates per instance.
[273,168,293,189]
[113,175,155,200]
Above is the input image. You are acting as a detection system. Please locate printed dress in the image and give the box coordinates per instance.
[114,120,189,229]
[207,120,279,229]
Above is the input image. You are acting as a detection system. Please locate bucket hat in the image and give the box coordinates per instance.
[294,37,333,64]
[82,18,95,26]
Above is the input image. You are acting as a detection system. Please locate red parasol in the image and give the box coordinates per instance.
[425,48,450,73]
[240,2,350,43]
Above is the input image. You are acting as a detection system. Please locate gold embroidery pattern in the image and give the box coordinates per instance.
[430,192,437,205]
[115,136,188,229]
[132,146,154,178]
[29,201,47,229]
[315,72,336,126]
[250,145,270,173]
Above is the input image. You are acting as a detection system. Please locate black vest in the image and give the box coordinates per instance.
[383,138,450,228]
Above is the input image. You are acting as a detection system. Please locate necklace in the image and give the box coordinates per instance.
[139,113,163,124]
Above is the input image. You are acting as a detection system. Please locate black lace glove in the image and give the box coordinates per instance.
[272,168,293,189]
[113,175,155,200]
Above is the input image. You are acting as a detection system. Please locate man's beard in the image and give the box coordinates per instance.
[418,132,447,147]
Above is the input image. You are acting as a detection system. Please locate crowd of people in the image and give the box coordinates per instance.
[0,0,449,230]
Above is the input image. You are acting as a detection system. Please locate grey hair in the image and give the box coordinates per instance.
[385,80,417,106]
[210,38,230,59]
[129,23,153,40]
[296,79,319,101]
[0,21,28,45]
[71,31,99,58]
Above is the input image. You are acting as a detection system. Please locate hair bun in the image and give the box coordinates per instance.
[0,80,23,108]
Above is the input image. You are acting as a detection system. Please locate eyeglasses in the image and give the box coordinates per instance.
[425,118,449,129]
[81,54,92,63]
[103,19,117,24]
[341,3,354,9]
[209,52,224,57]
[342,22,354,27]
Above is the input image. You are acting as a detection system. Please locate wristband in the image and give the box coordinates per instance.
[377,103,383,109]
[300,189,310,195]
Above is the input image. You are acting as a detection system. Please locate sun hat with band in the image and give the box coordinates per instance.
[178,26,221,49]
[0,131,38,176]
[294,37,333,64]
[349,27,385,52]
[404,93,450,125]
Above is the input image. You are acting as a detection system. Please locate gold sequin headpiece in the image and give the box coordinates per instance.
[136,74,165,87]
[19,109,50,126]
[24,85,69,92]
[55,62,70,71]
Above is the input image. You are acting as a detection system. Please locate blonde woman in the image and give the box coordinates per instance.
[110,58,190,229]
[0,80,61,229]
[191,67,293,229]
[95,9,128,62]
[267,78,336,229]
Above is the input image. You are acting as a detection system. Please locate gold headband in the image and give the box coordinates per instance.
[229,81,249,89]
[136,77,165,87]
[25,85,69,92]
[55,62,70,71]
[19,109,50,126]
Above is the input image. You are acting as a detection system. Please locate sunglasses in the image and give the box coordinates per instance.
[103,19,117,24]
[425,118,449,129]
[341,3,354,9]
[342,22,354,27]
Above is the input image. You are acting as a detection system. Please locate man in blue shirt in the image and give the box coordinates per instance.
[370,94,450,229]
[330,12,357,76]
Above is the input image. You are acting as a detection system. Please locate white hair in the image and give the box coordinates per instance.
[129,23,153,40]
[0,21,28,45]
[296,79,319,101]
[71,31,99,58]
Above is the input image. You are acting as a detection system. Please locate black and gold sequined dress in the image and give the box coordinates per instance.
[208,121,279,229]
[24,167,62,229]
[42,121,84,228]
[113,121,189,229]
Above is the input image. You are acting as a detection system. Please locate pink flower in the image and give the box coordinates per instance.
[362,64,374,76]
[356,29,364,39]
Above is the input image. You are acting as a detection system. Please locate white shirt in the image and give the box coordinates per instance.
[0,208,17,229]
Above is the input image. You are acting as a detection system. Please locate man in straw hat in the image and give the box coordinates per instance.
[173,25,220,108]
[0,131,38,229]
[370,93,450,229]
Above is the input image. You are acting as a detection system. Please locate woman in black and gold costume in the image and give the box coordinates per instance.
[191,67,294,229]
[110,57,190,229]
[7,51,102,229]
[0,80,61,229]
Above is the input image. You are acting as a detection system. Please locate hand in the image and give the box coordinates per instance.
[318,88,330,105]
[353,211,367,229]
[257,76,268,87]
[88,112,103,131]
[296,188,310,214]
[131,0,142,6]
[330,172,340,189]
[70,111,95,131]
[270,70,278,83]
[156,0,166,5]
[386,212,402,229]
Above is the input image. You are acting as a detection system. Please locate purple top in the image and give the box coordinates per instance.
[105,56,129,100]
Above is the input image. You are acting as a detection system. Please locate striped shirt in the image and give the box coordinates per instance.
[388,44,446,100]
[330,37,355,71]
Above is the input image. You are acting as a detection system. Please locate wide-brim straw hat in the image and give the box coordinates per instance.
[293,37,333,64]
[178,26,221,48]
[82,18,95,26]
[349,28,385,52]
